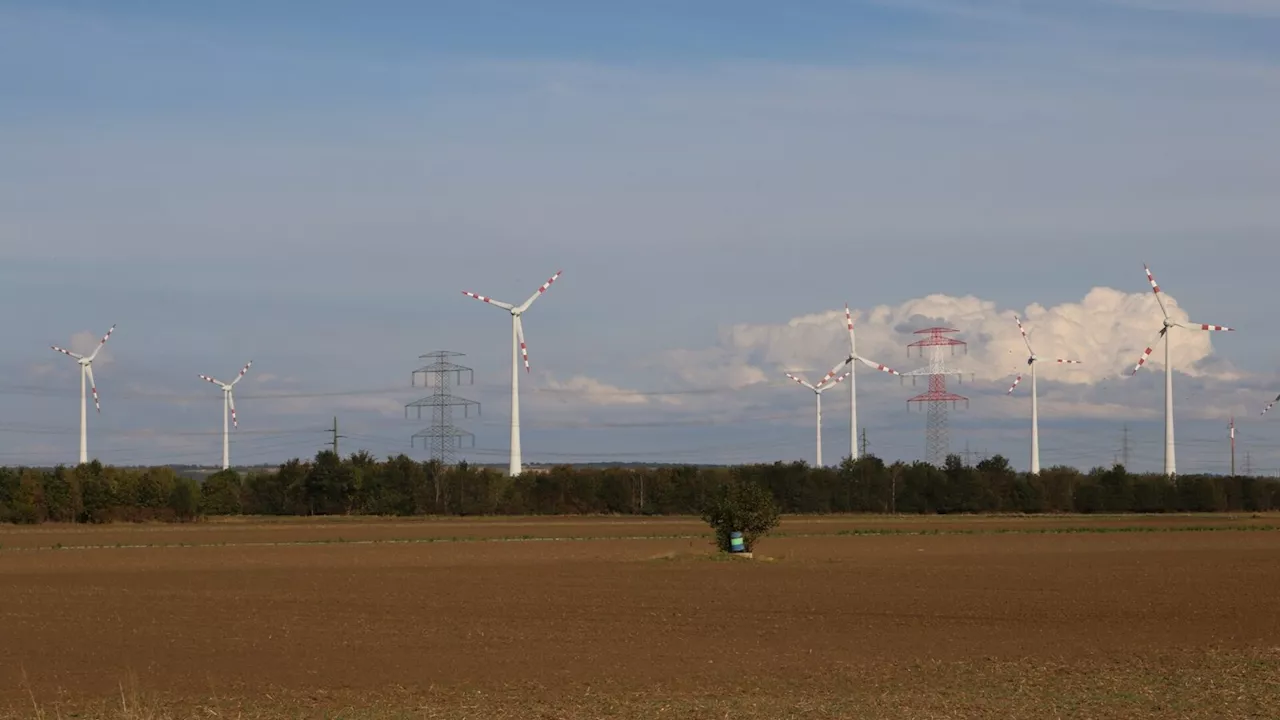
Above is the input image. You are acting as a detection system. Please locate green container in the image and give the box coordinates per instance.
[729,531,745,553]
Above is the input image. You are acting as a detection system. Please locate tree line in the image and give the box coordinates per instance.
[1,451,1278,524]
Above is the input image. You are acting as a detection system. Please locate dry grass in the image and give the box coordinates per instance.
[8,648,1280,719]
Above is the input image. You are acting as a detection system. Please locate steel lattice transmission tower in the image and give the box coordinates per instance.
[405,351,481,465]
[901,328,969,466]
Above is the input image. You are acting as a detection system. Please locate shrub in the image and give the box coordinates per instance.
[699,478,781,553]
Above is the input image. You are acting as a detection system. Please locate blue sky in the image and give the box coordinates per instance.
[2,0,1279,473]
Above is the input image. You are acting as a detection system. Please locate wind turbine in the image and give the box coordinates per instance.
[1005,315,1082,475]
[199,361,253,470]
[1129,263,1234,476]
[815,305,903,461]
[50,324,116,465]
[785,369,849,467]
[462,271,562,476]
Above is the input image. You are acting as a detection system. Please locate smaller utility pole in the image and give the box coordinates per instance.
[1230,416,1236,476]
[1122,424,1131,468]
[1245,451,1253,477]
[860,428,869,458]
[331,416,345,457]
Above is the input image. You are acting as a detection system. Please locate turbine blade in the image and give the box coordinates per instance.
[815,356,852,388]
[1183,322,1234,332]
[517,270,562,313]
[199,374,225,386]
[85,364,100,413]
[1055,359,1083,364]
[1144,264,1170,319]
[1263,394,1280,416]
[1006,375,1023,395]
[516,316,530,372]
[1014,315,1035,355]
[855,355,901,376]
[229,360,253,386]
[1129,327,1167,375]
[786,372,815,391]
[87,324,116,361]
[51,346,83,360]
[228,391,238,429]
[461,291,515,311]
[845,304,856,355]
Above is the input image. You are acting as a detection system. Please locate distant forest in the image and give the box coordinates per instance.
[2,451,1278,524]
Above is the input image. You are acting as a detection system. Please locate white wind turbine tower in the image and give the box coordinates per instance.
[462,271,562,476]
[199,361,253,470]
[815,305,903,461]
[1005,315,1082,475]
[1129,263,1234,476]
[50,324,116,465]
[785,369,850,467]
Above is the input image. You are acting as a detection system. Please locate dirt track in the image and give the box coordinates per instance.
[3,517,1280,718]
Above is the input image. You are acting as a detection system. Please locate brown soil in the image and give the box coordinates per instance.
[1,511,1275,549]
[2,517,1279,718]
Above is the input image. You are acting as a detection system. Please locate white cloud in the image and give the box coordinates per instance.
[654,285,1246,421]
[535,374,662,407]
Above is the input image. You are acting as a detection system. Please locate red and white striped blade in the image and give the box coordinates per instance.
[856,355,901,375]
[786,372,814,390]
[1014,315,1034,355]
[845,304,856,354]
[85,364,100,412]
[51,345,83,360]
[1006,374,1023,395]
[519,270,562,312]
[816,357,852,387]
[1055,359,1083,364]
[1130,328,1166,375]
[229,392,237,428]
[1263,394,1280,416]
[86,325,115,362]
[515,316,530,372]
[230,361,253,386]
[199,374,224,386]
[461,291,514,311]
[1186,322,1234,332]
[1144,264,1169,319]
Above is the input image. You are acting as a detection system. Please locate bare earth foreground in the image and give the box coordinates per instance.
[3,514,1280,719]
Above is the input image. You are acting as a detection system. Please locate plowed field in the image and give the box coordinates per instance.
[3,515,1280,719]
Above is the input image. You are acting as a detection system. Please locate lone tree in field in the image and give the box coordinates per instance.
[700,478,781,553]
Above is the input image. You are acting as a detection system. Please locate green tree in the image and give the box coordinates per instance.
[200,470,244,515]
[699,478,781,553]
[168,477,201,522]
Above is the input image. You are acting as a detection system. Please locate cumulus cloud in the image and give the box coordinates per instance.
[656,285,1246,421]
